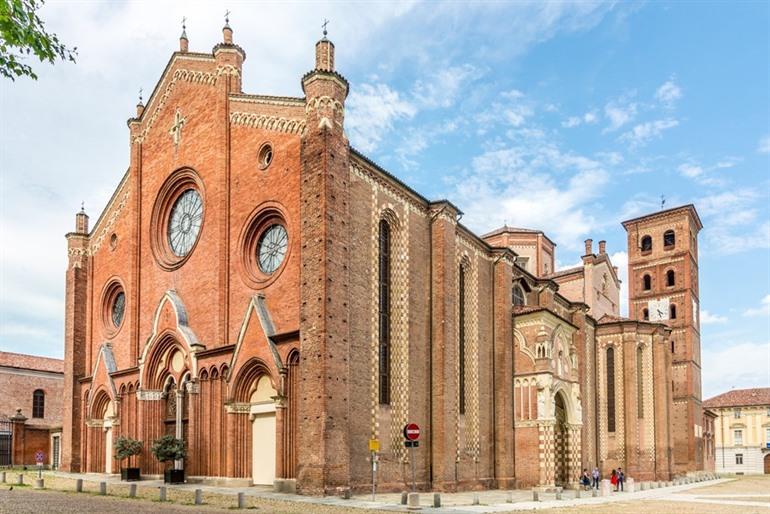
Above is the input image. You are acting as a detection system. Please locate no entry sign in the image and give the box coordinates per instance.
[403,423,420,441]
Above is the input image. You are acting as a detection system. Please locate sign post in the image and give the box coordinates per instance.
[368,439,379,501]
[403,423,420,492]
[35,451,45,478]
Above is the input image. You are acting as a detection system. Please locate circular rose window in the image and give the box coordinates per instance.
[150,169,205,270]
[101,280,126,337]
[257,224,288,274]
[167,189,203,257]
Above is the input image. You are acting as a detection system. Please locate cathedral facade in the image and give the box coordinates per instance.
[61,25,705,494]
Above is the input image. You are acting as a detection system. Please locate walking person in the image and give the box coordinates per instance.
[592,467,600,489]
[617,467,625,492]
[610,468,618,492]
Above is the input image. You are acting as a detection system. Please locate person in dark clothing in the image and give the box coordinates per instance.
[580,469,591,489]
[592,467,600,489]
[617,467,625,491]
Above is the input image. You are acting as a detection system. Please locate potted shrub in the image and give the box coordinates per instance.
[151,434,187,484]
[114,436,143,481]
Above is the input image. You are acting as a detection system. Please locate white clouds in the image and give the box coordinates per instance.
[562,110,598,128]
[604,100,637,131]
[619,118,678,147]
[655,78,682,107]
[346,83,417,153]
[412,64,477,109]
[701,310,728,324]
[758,135,770,154]
[702,340,770,399]
[449,134,612,251]
[743,295,770,318]
[697,189,770,255]
[678,163,704,178]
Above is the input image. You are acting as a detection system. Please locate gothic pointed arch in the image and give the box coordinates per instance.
[87,343,119,414]
[139,290,203,388]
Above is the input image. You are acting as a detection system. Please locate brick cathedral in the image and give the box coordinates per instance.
[61,23,708,493]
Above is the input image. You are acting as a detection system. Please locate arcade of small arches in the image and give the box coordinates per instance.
[80,296,300,485]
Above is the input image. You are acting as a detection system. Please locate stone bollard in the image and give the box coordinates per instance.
[76,478,83,492]
[238,492,246,509]
[555,490,562,500]
[592,488,598,497]
[657,481,663,488]
[506,491,513,503]
[401,491,408,505]
[1,471,5,483]
[640,481,646,491]
[129,483,136,498]
[600,479,611,497]
[34,478,44,489]
[472,493,480,505]
[575,488,581,499]
[99,482,107,495]
[159,486,167,502]
[16,474,23,485]
[433,493,441,508]
[667,481,673,487]
[532,489,539,501]
[195,489,203,505]
[626,478,635,493]
[406,492,420,511]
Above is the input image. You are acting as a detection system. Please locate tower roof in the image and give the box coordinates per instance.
[621,203,703,231]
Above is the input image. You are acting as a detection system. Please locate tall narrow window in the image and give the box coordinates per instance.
[378,220,391,405]
[664,230,675,248]
[641,235,652,252]
[670,304,677,319]
[637,346,644,418]
[643,308,649,321]
[459,264,466,415]
[643,274,652,290]
[606,347,616,432]
[666,270,675,287]
[512,284,526,306]
[32,389,45,418]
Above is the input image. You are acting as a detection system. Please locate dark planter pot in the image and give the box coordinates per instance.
[121,467,141,481]
[164,469,185,484]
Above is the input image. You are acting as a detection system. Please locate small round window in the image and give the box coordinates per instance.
[257,224,288,274]
[258,143,273,170]
[112,291,125,327]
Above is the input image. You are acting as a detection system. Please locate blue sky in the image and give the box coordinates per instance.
[0,1,768,398]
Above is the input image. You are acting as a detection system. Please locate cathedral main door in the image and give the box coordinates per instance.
[554,393,569,486]
[250,375,277,486]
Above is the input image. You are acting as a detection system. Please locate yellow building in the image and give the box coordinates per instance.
[704,388,770,474]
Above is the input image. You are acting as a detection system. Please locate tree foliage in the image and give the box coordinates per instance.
[0,0,76,80]
[113,436,143,463]
[150,435,187,464]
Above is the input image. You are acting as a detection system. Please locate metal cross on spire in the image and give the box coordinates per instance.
[660,194,666,210]
[322,19,329,37]
[225,9,230,25]
[138,87,143,104]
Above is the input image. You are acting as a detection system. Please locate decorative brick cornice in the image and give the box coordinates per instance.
[136,390,163,401]
[229,112,305,135]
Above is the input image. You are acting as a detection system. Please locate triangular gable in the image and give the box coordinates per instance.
[88,343,118,415]
[228,294,283,382]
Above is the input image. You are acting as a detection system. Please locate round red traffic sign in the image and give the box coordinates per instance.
[403,423,420,441]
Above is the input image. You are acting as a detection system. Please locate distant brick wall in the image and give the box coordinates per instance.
[0,354,63,427]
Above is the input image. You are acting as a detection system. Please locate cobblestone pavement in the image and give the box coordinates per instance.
[0,489,232,514]
[1,472,768,513]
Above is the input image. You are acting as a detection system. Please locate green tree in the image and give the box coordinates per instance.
[0,0,76,80]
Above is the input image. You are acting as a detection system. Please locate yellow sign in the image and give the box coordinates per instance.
[369,439,380,452]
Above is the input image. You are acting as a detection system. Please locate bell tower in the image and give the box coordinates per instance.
[623,204,703,473]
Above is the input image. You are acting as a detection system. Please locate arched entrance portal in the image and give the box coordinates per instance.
[250,375,277,485]
[554,392,569,486]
